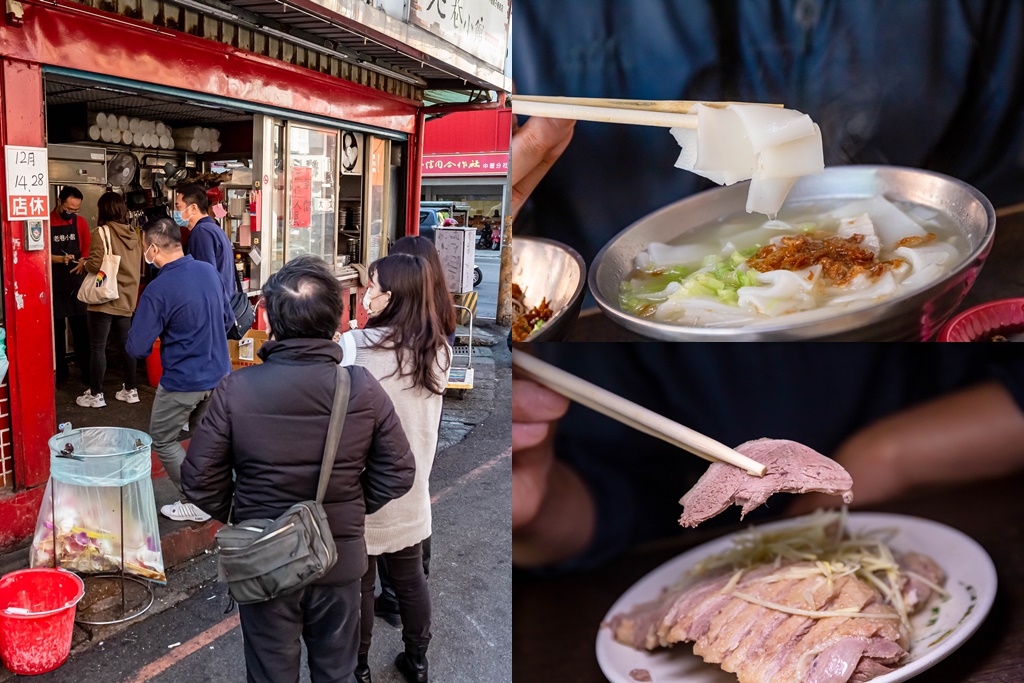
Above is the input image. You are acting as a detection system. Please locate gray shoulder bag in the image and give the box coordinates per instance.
[215,365,350,604]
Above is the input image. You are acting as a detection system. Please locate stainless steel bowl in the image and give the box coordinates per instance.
[589,166,996,341]
[512,236,587,341]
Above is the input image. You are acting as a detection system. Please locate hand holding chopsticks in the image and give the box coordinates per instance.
[512,351,767,477]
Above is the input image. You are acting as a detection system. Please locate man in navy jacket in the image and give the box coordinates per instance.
[174,183,235,302]
[127,217,232,522]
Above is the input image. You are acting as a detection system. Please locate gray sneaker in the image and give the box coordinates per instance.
[75,390,106,408]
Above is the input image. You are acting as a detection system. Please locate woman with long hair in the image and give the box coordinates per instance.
[342,253,451,683]
[76,192,142,408]
[390,236,457,344]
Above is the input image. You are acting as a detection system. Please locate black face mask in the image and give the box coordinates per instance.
[60,209,76,222]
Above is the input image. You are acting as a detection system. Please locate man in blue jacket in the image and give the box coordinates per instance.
[174,183,235,302]
[127,218,233,522]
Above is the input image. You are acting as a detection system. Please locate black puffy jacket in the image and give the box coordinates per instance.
[182,337,415,585]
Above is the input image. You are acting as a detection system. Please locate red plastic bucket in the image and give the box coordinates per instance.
[0,568,85,675]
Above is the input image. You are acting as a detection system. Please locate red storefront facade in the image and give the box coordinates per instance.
[0,0,509,550]
[421,108,512,228]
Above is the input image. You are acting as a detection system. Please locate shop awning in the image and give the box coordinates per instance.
[179,0,510,94]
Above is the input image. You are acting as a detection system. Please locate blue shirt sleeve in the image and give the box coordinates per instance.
[126,290,164,358]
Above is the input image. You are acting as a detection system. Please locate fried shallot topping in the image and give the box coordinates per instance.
[747,233,903,286]
[896,232,937,248]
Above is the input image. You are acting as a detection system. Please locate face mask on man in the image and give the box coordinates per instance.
[144,243,157,267]
[60,206,77,221]
[173,205,192,228]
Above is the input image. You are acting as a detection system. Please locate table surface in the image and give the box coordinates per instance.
[513,472,1024,683]
[564,208,1024,341]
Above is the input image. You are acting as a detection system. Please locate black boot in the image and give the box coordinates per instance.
[395,646,428,683]
[354,653,372,683]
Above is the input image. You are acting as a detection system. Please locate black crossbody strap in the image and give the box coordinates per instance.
[316,365,351,504]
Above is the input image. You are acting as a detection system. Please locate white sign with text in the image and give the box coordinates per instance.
[411,0,510,70]
[5,145,50,220]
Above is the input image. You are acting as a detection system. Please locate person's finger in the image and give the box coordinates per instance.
[513,441,555,529]
[512,378,570,423]
[513,421,552,452]
[510,117,575,187]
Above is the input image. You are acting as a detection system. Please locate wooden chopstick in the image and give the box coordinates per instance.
[511,99,698,129]
[513,351,767,477]
[513,94,785,114]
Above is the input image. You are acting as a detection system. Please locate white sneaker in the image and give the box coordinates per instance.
[115,385,140,404]
[160,501,211,523]
[75,390,106,408]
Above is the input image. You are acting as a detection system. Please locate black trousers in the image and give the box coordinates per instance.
[237,581,360,683]
[54,314,90,386]
[87,311,136,395]
[378,535,431,610]
[360,541,431,655]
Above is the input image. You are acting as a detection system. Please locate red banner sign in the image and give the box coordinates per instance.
[290,166,312,228]
[422,153,509,176]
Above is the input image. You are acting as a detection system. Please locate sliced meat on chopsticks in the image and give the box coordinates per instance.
[679,438,853,528]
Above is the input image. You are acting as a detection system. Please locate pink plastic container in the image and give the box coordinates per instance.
[938,298,1024,341]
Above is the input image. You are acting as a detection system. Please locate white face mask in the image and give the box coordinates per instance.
[144,243,157,266]
[363,290,389,317]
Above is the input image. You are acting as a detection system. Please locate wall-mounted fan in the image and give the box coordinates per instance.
[107,152,139,190]
[162,162,190,189]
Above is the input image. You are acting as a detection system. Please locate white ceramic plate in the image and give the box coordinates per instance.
[596,513,996,683]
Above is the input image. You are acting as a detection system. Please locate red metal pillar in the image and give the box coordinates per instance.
[0,58,55,491]
[407,108,425,236]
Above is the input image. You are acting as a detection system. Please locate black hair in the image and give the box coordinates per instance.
[263,256,343,341]
[367,253,450,394]
[175,183,210,212]
[142,217,183,249]
[58,186,84,202]
[390,236,457,337]
[97,192,130,225]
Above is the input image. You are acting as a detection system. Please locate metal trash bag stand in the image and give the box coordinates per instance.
[47,423,156,625]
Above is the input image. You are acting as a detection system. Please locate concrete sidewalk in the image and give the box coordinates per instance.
[0,323,510,679]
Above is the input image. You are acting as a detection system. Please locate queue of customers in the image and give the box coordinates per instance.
[51,188,455,682]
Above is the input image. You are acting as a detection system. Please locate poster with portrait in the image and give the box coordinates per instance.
[341,130,364,176]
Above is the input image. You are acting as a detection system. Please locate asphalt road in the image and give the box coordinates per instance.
[24,344,512,683]
[474,250,501,320]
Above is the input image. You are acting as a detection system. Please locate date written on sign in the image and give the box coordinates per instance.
[5,145,50,220]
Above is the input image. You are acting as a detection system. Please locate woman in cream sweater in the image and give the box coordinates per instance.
[341,253,451,683]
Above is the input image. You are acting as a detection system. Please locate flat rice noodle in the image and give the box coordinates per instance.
[670,127,731,185]
[837,213,881,255]
[693,104,757,185]
[728,104,817,153]
[829,271,899,305]
[757,124,824,179]
[738,267,819,317]
[746,173,798,216]
[647,241,715,267]
[895,241,961,289]
[831,195,926,246]
[654,292,759,326]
